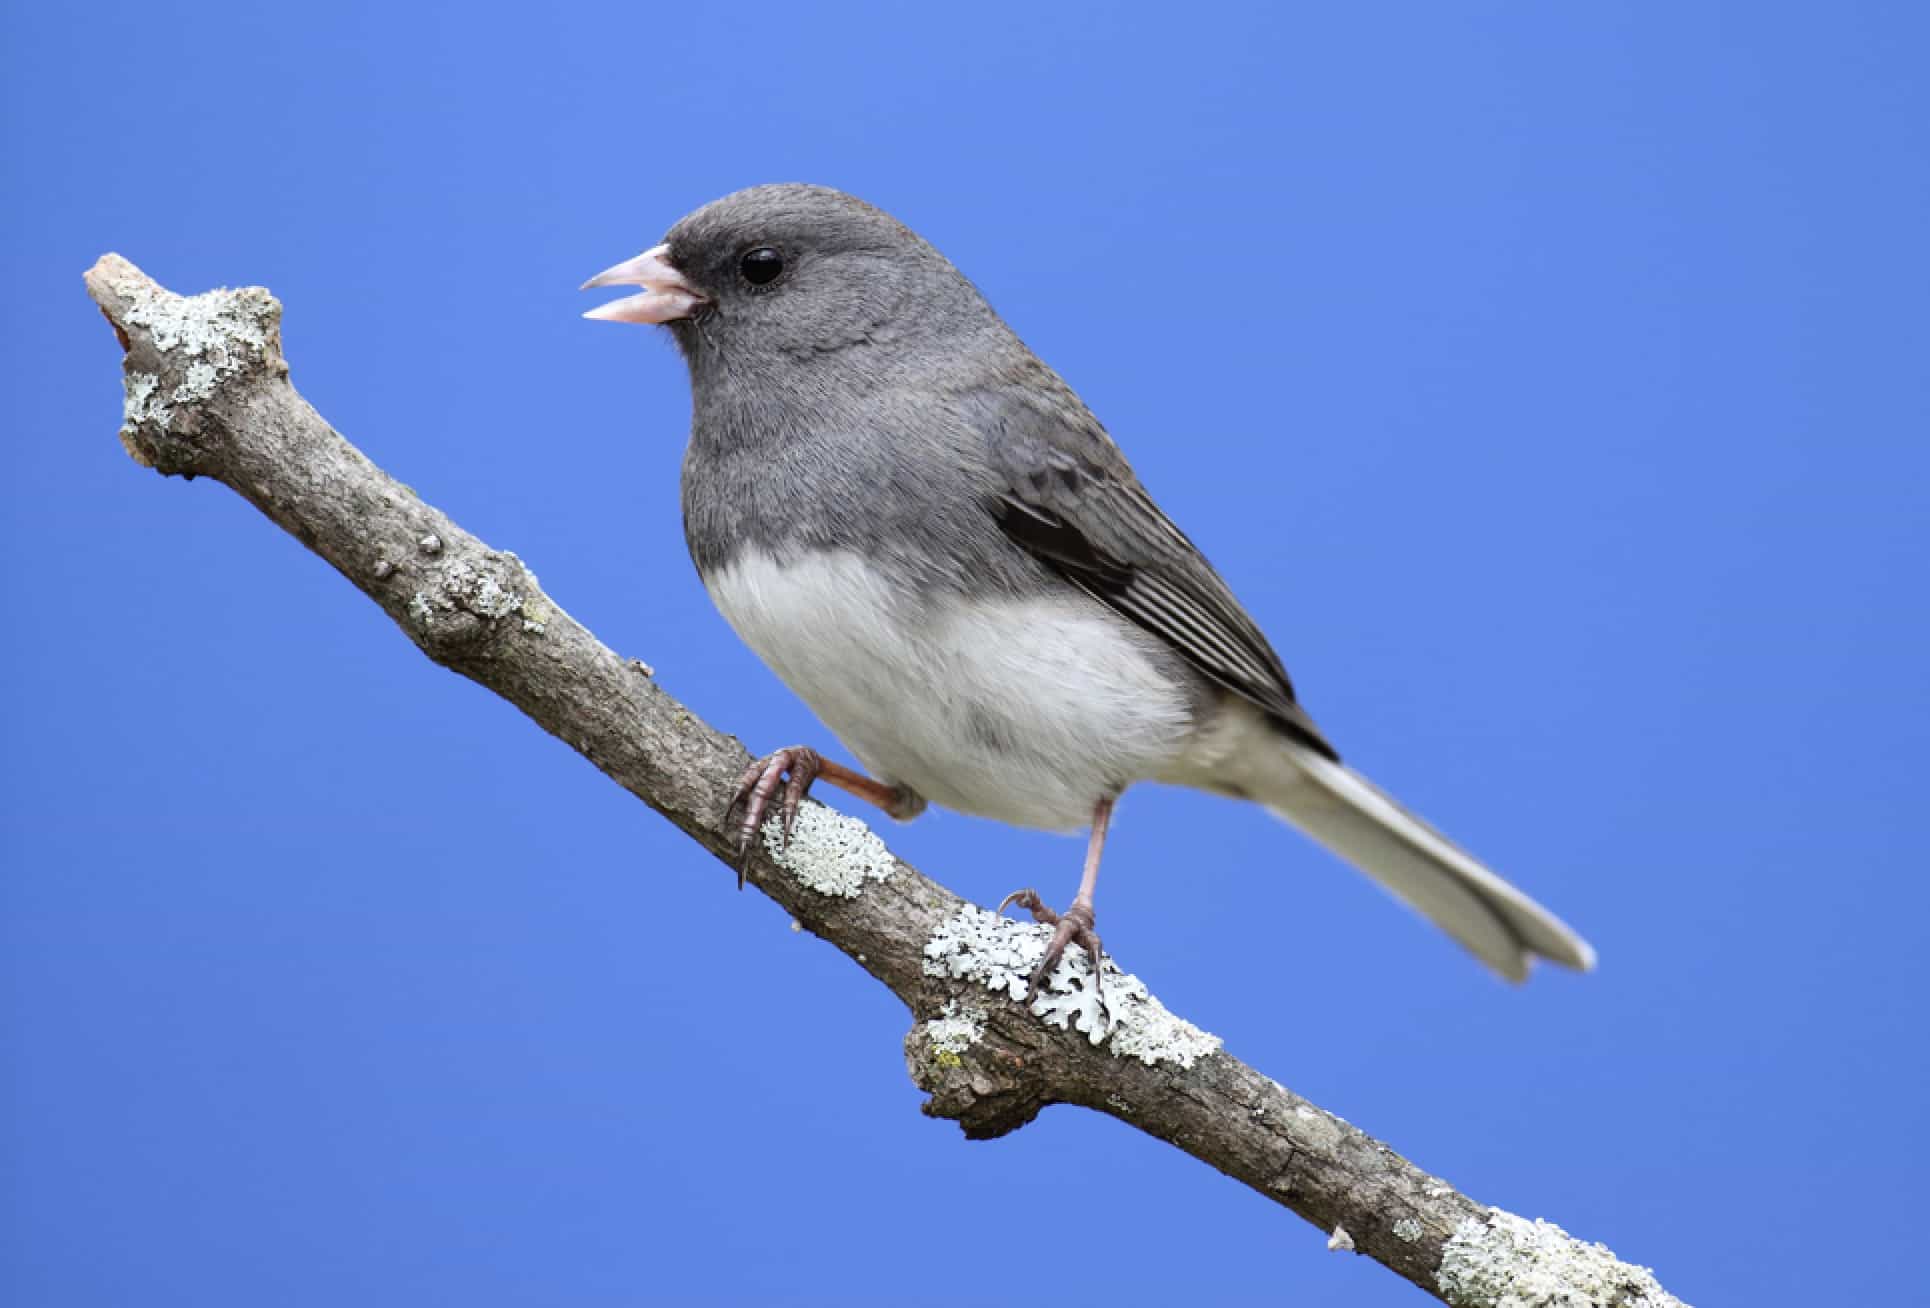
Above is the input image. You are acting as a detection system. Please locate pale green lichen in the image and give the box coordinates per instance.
[761,805,894,898]
[172,361,218,404]
[118,278,275,412]
[920,999,986,1069]
[405,558,542,641]
[107,263,279,455]
[439,559,521,619]
[120,373,169,459]
[1437,1209,1685,1308]
[921,906,1221,1069]
[1394,1218,1424,1243]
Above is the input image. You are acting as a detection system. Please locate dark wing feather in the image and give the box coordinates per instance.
[964,380,1337,760]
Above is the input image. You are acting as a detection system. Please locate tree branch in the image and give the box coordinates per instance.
[84,254,1685,1308]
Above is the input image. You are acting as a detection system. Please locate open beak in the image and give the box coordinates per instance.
[580,244,709,324]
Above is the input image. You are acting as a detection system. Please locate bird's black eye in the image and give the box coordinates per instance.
[739,246,785,286]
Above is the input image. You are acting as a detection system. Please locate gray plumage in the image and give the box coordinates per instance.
[595,183,1593,981]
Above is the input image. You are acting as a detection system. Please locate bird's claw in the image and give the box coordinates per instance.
[724,745,822,888]
[996,887,1053,923]
[998,889,1104,1002]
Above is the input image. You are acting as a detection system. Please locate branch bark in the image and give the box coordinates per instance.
[84,254,1686,1308]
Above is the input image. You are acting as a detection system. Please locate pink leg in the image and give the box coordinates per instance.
[999,795,1115,999]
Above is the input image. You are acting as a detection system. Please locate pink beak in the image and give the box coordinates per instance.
[580,244,709,324]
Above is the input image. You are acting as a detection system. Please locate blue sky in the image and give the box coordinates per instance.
[4,3,1926,1304]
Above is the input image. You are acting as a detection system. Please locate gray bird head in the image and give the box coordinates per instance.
[582,184,1000,387]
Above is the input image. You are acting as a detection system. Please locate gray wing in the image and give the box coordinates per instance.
[961,378,1337,760]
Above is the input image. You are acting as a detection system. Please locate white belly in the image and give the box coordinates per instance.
[704,549,1200,830]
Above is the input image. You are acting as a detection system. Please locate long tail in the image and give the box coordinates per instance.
[1263,741,1595,981]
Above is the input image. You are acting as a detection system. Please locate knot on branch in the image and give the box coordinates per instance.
[904,1000,1052,1140]
[403,547,552,662]
[84,254,285,477]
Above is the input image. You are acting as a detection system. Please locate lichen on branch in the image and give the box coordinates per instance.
[82,254,1685,1308]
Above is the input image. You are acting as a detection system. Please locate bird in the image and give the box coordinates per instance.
[582,183,1594,991]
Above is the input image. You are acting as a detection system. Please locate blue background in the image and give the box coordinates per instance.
[5,3,1925,1304]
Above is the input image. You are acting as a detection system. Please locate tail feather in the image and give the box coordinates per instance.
[1265,743,1595,981]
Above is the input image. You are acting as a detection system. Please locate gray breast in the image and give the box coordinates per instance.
[678,373,1050,595]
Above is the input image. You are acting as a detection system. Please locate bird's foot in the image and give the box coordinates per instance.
[724,745,822,887]
[998,889,1104,1002]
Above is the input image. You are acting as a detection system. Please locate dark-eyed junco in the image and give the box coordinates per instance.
[584,184,1593,989]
